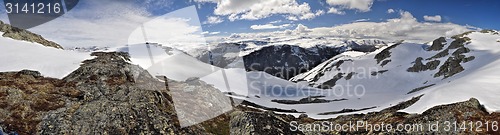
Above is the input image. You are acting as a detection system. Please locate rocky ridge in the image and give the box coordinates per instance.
[0,20,63,49]
[227,97,500,135]
[0,52,207,134]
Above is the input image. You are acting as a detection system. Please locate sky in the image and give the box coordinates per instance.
[192,0,500,34]
[0,0,498,48]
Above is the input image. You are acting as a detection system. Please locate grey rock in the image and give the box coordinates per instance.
[427,37,447,51]
[234,97,499,135]
[318,73,344,89]
[407,57,440,72]
[37,52,207,134]
[374,41,403,64]
[230,111,304,135]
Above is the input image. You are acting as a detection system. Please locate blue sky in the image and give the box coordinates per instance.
[2,0,499,34]
[172,0,500,34]
[0,0,498,47]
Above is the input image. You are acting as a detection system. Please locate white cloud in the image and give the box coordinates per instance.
[315,10,325,16]
[294,24,311,33]
[192,0,217,3]
[225,10,475,44]
[27,3,206,49]
[423,15,442,22]
[210,31,221,35]
[269,20,282,24]
[353,18,370,22]
[204,16,224,24]
[197,0,320,21]
[128,16,207,53]
[250,23,291,30]
[287,16,298,21]
[299,10,325,20]
[202,31,221,35]
[327,7,346,15]
[299,12,317,20]
[326,0,374,12]
[387,8,395,13]
[26,0,151,48]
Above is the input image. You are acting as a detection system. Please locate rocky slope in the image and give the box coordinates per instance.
[192,40,384,80]
[0,20,63,49]
[0,52,207,134]
[277,31,500,119]
[227,97,500,135]
[243,45,341,80]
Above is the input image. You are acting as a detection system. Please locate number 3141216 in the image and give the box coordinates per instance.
[5,2,62,14]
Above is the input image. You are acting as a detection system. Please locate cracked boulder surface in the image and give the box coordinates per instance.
[0,52,207,134]
[0,70,82,134]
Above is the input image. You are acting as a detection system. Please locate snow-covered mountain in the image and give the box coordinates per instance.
[189,36,390,80]
[171,30,500,119]
[2,21,499,121]
[273,30,500,118]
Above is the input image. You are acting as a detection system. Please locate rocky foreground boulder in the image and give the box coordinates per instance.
[0,52,207,134]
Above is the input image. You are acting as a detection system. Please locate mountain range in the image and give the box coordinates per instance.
[0,21,499,134]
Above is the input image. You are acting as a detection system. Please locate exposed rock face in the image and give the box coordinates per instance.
[194,43,245,68]
[318,73,343,89]
[433,37,474,79]
[193,43,341,80]
[228,97,500,135]
[427,37,447,51]
[407,57,440,72]
[405,36,475,79]
[345,40,380,52]
[0,20,63,49]
[290,57,347,83]
[0,70,82,135]
[427,49,449,60]
[0,52,207,134]
[244,45,340,80]
[167,77,234,128]
[271,96,347,105]
[42,52,208,134]
[230,111,304,135]
[407,84,436,94]
[195,40,384,81]
[374,41,403,65]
